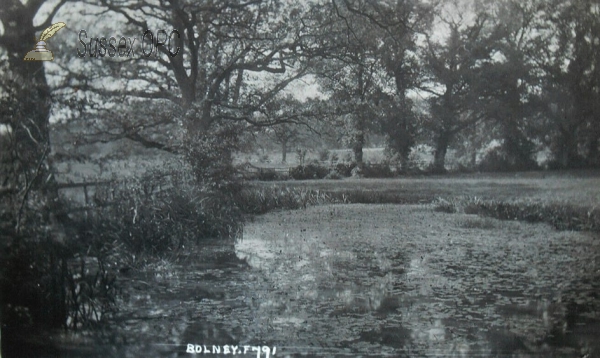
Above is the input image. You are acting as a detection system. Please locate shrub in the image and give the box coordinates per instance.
[478,147,539,172]
[460,198,600,232]
[351,165,364,178]
[432,195,600,233]
[454,163,475,174]
[433,197,458,213]
[319,149,330,162]
[184,121,242,195]
[405,147,429,172]
[342,152,353,163]
[296,148,307,165]
[259,154,270,163]
[459,217,497,229]
[289,163,329,180]
[477,147,511,172]
[334,162,356,177]
[362,163,395,178]
[1,231,118,335]
[324,170,343,180]
[255,168,282,181]
[329,152,339,164]
[326,190,431,204]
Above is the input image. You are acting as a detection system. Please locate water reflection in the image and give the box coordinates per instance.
[236,231,413,355]
[235,220,600,357]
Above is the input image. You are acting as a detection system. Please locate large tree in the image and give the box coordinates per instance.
[536,0,600,168]
[0,0,70,237]
[52,0,332,187]
[312,0,390,165]
[340,0,435,168]
[477,0,546,170]
[419,3,492,172]
[255,95,323,163]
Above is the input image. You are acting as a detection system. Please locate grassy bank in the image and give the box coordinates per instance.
[246,171,600,234]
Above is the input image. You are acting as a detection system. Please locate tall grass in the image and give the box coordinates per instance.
[235,186,340,214]
[80,171,243,258]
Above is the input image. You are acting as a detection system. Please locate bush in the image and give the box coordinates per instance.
[255,168,284,181]
[258,154,270,163]
[289,163,329,180]
[1,229,118,335]
[319,149,330,162]
[334,162,356,177]
[460,197,600,232]
[361,163,395,178]
[184,121,242,195]
[324,170,343,180]
[326,190,431,204]
[478,147,539,172]
[477,147,511,172]
[433,197,458,213]
[351,165,364,178]
[329,152,339,164]
[345,163,395,178]
[296,148,307,165]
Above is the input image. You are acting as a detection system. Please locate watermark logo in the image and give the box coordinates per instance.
[77,29,181,58]
[23,22,66,61]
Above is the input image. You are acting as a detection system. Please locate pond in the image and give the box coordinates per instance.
[233,204,600,357]
[4,204,600,357]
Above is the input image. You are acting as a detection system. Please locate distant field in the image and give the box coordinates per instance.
[237,147,420,168]
[251,170,600,207]
[237,145,551,170]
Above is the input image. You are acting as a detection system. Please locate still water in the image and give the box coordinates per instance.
[4,205,600,357]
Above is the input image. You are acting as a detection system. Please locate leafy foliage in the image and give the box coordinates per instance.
[184,120,243,196]
[289,163,330,180]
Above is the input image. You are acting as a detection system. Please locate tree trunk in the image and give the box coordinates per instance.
[0,1,66,238]
[399,153,409,172]
[558,126,581,168]
[432,133,450,173]
[281,140,287,163]
[353,132,364,164]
